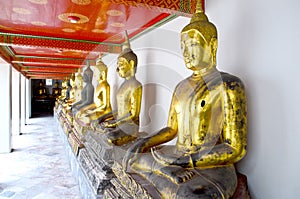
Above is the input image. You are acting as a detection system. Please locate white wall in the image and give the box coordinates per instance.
[102,0,300,198]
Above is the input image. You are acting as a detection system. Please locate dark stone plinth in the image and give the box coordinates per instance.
[78,148,113,195]
[106,161,251,199]
[76,130,117,195]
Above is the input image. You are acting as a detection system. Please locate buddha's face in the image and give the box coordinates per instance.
[181,30,212,71]
[117,57,132,78]
[100,70,106,81]
[94,68,106,81]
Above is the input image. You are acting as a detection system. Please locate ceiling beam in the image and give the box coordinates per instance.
[0,33,122,54]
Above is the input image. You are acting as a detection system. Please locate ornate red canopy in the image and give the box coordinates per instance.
[0,0,204,79]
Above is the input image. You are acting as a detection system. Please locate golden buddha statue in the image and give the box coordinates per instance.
[54,79,68,111]
[92,31,142,146]
[74,68,83,103]
[52,81,62,99]
[35,81,47,99]
[63,73,76,106]
[57,79,68,102]
[75,57,112,126]
[71,62,95,114]
[122,2,247,198]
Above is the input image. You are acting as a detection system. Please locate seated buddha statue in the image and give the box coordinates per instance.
[122,2,247,199]
[75,57,112,127]
[55,79,68,110]
[74,68,84,104]
[62,73,76,108]
[58,79,68,101]
[92,31,142,146]
[35,81,47,99]
[71,62,95,114]
[52,81,62,99]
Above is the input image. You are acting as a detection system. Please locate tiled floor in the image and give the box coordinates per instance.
[0,115,82,199]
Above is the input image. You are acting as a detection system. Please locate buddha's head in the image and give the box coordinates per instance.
[54,81,59,88]
[181,1,217,72]
[75,68,83,87]
[117,31,137,79]
[82,61,94,83]
[94,56,108,81]
[61,80,65,88]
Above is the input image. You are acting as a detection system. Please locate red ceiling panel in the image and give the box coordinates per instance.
[0,0,202,79]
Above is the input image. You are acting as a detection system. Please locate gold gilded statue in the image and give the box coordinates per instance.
[54,79,68,111]
[75,57,112,126]
[74,68,83,103]
[63,73,76,107]
[92,31,142,146]
[52,81,62,99]
[71,62,95,114]
[35,81,47,99]
[122,2,247,198]
[57,79,68,102]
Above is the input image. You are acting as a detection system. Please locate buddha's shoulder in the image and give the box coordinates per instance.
[220,72,245,89]
[129,78,142,87]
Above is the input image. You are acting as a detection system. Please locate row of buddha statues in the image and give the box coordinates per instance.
[34,81,62,99]
[55,2,248,198]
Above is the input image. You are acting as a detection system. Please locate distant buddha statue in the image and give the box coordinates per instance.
[74,68,83,103]
[35,81,47,99]
[92,31,142,146]
[63,73,76,107]
[71,62,94,114]
[122,2,247,198]
[75,57,112,127]
[58,79,68,102]
[52,81,62,99]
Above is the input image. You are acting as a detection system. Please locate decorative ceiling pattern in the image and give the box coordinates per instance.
[0,0,203,79]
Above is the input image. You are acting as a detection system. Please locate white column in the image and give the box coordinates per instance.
[20,75,26,131]
[12,68,21,135]
[25,78,32,121]
[0,63,12,153]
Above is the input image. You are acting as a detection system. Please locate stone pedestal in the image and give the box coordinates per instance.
[104,161,251,199]
[77,131,116,196]
[56,110,121,198]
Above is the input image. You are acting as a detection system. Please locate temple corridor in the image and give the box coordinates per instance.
[0,115,81,199]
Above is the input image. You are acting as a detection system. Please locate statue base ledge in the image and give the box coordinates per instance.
[106,161,251,199]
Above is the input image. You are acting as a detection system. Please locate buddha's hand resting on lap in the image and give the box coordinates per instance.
[151,148,193,168]
[90,120,99,130]
[122,138,148,171]
[101,121,117,128]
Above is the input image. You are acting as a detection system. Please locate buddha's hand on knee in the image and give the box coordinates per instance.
[86,110,93,114]
[91,120,105,131]
[122,138,147,171]
[74,111,81,119]
[90,120,98,130]
[103,121,117,128]
[152,149,193,168]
